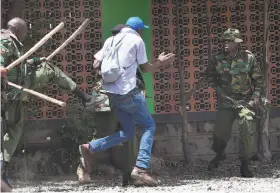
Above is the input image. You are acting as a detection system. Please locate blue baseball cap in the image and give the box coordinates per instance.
[125,17,149,30]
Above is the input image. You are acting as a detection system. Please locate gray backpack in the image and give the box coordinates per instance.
[101,34,126,83]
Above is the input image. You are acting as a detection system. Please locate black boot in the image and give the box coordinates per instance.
[1,161,12,190]
[208,152,226,171]
[73,88,106,108]
[240,160,253,178]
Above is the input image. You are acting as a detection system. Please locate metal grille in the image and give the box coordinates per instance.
[1,0,279,118]
[268,0,280,107]
[152,0,280,114]
[1,0,102,119]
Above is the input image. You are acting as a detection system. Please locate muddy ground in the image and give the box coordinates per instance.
[11,157,280,193]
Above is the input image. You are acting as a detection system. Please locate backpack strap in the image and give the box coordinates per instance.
[110,34,126,70]
[105,34,125,56]
[112,34,126,48]
[110,36,115,46]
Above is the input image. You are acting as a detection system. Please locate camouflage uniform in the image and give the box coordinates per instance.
[0,29,25,165]
[206,29,264,175]
[0,29,77,163]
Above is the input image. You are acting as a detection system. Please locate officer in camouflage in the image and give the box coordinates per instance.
[206,28,264,177]
[0,17,106,189]
[0,17,28,190]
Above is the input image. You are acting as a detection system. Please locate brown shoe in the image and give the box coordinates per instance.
[122,178,147,187]
[1,178,12,192]
[122,174,148,187]
[79,144,94,173]
[77,164,91,184]
[131,167,158,186]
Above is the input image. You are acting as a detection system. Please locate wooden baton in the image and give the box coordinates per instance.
[46,19,90,61]
[7,81,66,107]
[6,22,64,70]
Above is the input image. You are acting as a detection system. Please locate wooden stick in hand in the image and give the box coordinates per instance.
[7,81,66,107]
[26,19,90,64]
[6,22,65,70]
[46,19,90,61]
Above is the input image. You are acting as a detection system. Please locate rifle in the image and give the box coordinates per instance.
[225,96,271,119]
[225,96,256,116]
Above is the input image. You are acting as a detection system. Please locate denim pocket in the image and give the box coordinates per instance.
[134,93,146,102]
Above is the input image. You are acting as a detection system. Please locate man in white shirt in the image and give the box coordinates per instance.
[78,17,175,186]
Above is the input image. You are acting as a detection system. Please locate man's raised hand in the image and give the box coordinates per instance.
[158,52,175,64]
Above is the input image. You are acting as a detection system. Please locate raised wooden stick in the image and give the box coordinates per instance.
[6,22,64,70]
[7,81,66,107]
[46,19,90,60]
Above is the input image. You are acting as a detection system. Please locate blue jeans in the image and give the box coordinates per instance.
[88,88,156,169]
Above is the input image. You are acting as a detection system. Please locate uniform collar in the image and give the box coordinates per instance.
[224,49,240,59]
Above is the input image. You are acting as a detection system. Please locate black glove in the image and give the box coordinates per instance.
[32,57,41,66]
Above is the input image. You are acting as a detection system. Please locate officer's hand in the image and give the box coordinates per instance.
[158,52,175,64]
[0,67,8,77]
[40,57,47,62]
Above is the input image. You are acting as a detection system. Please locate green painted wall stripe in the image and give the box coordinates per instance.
[101,0,155,114]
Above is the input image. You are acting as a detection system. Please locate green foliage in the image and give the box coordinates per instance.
[56,103,97,169]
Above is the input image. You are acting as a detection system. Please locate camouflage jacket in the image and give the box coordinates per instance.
[0,29,25,100]
[206,50,264,108]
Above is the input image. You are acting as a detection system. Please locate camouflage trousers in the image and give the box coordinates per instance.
[212,108,254,160]
[23,61,76,93]
[0,61,77,162]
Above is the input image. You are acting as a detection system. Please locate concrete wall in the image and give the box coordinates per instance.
[21,116,280,162]
[152,118,280,160]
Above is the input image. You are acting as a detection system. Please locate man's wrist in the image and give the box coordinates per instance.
[154,58,161,66]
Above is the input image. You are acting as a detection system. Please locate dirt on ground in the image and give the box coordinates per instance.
[11,157,280,193]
